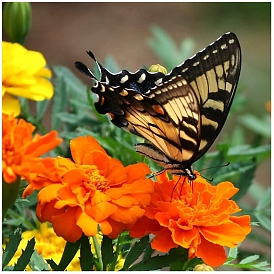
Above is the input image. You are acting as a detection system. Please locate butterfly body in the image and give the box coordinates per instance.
[75,32,241,179]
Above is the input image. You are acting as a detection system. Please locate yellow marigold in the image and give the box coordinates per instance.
[2,41,54,116]
[2,113,62,184]
[129,172,251,268]
[3,223,81,271]
[35,135,154,243]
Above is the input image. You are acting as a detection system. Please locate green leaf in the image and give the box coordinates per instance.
[47,238,81,270]
[169,247,188,270]
[128,253,184,271]
[122,236,150,270]
[227,247,238,262]
[29,250,50,271]
[80,235,93,271]
[254,213,271,232]
[2,226,22,269]
[35,99,50,122]
[239,114,271,138]
[101,235,114,270]
[148,25,179,70]
[239,254,260,264]
[13,238,35,271]
[205,144,270,164]
[256,187,271,211]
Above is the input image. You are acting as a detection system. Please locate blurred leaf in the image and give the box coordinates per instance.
[253,188,271,231]
[239,114,271,138]
[148,25,195,71]
[35,99,50,122]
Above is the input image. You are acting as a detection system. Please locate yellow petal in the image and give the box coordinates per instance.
[2,93,20,116]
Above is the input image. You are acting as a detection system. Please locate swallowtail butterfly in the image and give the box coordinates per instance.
[75,32,241,180]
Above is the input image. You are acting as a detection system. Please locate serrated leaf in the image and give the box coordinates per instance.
[48,239,81,271]
[13,238,35,271]
[128,254,183,271]
[2,226,22,269]
[29,250,50,271]
[122,236,150,270]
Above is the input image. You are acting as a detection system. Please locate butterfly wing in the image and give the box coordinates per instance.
[75,32,241,171]
[169,32,241,160]
[91,75,201,166]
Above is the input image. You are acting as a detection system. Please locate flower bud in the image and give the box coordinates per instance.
[193,264,214,271]
[148,64,167,74]
[3,2,32,45]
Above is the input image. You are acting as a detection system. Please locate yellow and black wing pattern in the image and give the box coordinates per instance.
[75,32,241,179]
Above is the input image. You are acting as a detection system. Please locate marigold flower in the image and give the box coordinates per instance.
[35,135,154,243]
[2,113,62,184]
[2,41,54,116]
[129,172,251,268]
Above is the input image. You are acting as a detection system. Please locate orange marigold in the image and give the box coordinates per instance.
[35,135,154,243]
[2,113,62,184]
[129,172,251,268]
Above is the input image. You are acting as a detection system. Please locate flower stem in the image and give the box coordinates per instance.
[92,235,103,271]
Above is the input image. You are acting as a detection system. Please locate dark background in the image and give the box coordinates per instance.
[3,2,271,260]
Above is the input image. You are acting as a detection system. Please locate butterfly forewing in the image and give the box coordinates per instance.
[170,32,241,160]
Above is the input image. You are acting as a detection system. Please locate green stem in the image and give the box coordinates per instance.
[2,176,21,221]
[92,235,103,271]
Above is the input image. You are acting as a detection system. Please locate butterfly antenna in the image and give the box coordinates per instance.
[198,162,230,172]
[198,162,230,182]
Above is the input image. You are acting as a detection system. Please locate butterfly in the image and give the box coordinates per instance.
[75,32,241,180]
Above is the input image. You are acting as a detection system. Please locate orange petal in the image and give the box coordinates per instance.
[106,218,125,239]
[151,228,178,252]
[199,222,248,247]
[196,235,227,267]
[25,131,62,157]
[129,216,162,238]
[171,225,198,248]
[99,219,112,235]
[86,201,117,222]
[125,163,151,183]
[70,136,106,164]
[76,209,98,237]
[52,207,83,243]
[110,205,144,224]
[230,215,251,235]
